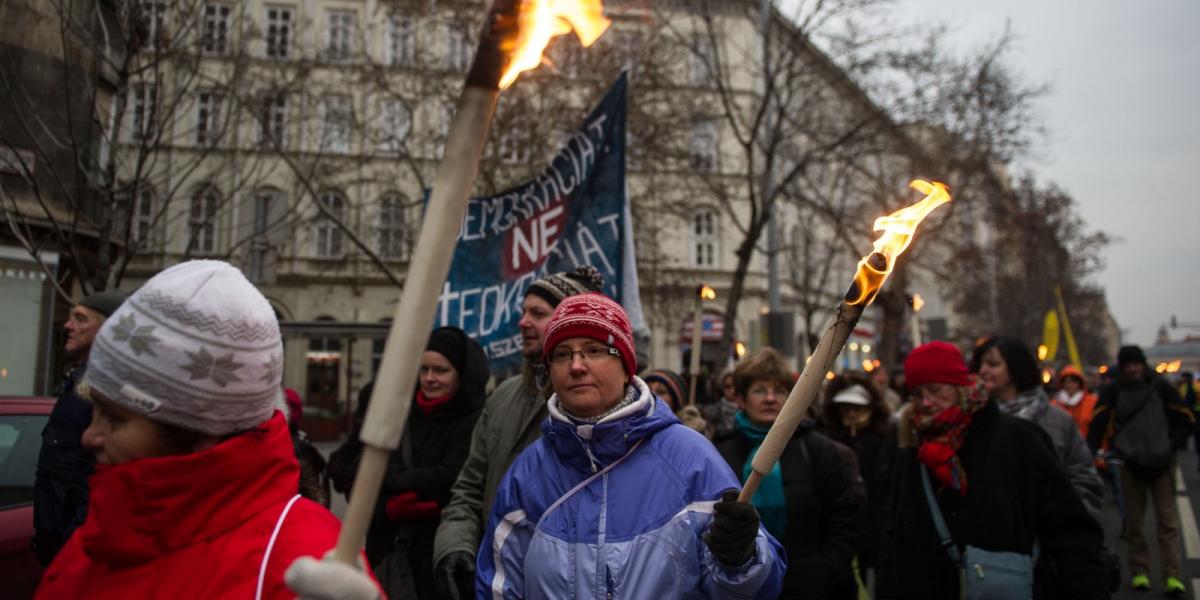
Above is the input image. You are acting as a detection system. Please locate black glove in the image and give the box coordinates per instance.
[434,551,476,600]
[465,0,519,89]
[704,489,760,567]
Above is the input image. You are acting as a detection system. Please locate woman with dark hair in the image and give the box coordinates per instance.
[970,336,1103,516]
[821,373,896,583]
[330,326,489,599]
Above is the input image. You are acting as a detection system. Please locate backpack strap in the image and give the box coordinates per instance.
[256,494,303,600]
[920,466,962,565]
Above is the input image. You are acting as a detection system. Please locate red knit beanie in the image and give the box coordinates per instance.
[543,293,637,375]
[904,341,973,391]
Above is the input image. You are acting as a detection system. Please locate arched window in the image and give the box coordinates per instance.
[188,185,219,254]
[132,185,156,247]
[691,208,719,268]
[377,194,405,259]
[313,192,345,257]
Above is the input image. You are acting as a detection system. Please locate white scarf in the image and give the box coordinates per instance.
[1056,389,1084,407]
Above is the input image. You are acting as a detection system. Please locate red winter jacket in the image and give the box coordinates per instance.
[37,412,351,599]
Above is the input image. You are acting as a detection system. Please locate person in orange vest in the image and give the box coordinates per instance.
[1052,365,1099,439]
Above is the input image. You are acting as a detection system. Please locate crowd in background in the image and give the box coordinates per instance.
[27,260,1199,599]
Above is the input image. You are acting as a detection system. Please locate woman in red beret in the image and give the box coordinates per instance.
[876,341,1108,600]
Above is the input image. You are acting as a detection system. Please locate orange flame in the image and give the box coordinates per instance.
[846,179,951,306]
[499,0,611,89]
[699,284,717,300]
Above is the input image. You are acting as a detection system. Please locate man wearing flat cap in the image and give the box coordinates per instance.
[32,289,126,565]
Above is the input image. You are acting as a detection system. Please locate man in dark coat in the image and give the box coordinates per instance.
[1088,345,1193,594]
[878,341,1108,600]
[32,289,125,565]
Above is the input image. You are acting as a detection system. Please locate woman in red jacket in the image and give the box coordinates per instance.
[36,260,371,600]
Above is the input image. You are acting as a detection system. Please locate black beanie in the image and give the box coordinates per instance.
[426,326,469,374]
[1117,345,1147,367]
[525,266,604,308]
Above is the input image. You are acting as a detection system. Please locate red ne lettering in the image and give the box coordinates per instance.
[505,204,565,275]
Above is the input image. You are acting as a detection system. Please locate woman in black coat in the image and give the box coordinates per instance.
[820,373,896,578]
[717,349,865,599]
[877,342,1108,600]
[328,326,489,599]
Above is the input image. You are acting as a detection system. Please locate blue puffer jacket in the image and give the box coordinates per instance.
[477,377,786,599]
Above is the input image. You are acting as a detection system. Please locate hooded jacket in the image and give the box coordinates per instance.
[477,377,786,599]
[36,412,348,599]
[1051,365,1099,439]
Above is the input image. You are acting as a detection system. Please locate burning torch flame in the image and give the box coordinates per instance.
[499,0,611,89]
[846,180,951,306]
[699,284,717,301]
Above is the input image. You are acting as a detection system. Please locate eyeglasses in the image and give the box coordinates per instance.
[910,383,954,402]
[548,345,620,367]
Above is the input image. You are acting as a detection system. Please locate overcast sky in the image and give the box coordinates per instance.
[823,1,1200,347]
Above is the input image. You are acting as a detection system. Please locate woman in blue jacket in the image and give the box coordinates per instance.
[477,293,786,599]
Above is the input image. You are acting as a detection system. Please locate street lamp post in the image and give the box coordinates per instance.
[689,284,716,406]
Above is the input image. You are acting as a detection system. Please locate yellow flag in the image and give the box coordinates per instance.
[1042,310,1060,362]
[1054,287,1084,371]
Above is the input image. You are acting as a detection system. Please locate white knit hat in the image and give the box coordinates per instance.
[84,260,283,436]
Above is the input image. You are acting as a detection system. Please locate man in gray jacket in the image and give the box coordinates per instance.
[432,267,602,599]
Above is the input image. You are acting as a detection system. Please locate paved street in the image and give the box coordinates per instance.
[1103,448,1200,599]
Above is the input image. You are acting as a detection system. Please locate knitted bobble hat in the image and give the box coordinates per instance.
[542,293,637,375]
[83,260,284,436]
[525,266,604,309]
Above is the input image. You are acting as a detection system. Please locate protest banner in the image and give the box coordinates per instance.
[435,73,646,376]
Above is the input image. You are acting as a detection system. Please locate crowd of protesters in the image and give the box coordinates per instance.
[26,258,1200,599]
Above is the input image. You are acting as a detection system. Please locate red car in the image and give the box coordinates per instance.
[0,396,54,599]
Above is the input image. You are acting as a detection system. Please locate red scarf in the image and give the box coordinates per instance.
[414,390,453,416]
[911,383,988,495]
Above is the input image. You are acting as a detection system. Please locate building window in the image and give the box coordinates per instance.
[249,189,277,281]
[377,194,405,259]
[691,209,718,268]
[265,6,293,59]
[689,34,715,86]
[326,10,355,62]
[138,1,168,49]
[378,98,411,153]
[386,14,416,67]
[133,187,156,247]
[129,84,157,142]
[196,91,223,147]
[444,24,472,72]
[258,94,287,148]
[307,317,342,413]
[320,94,352,154]
[314,192,345,257]
[201,2,230,56]
[689,120,718,172]
[188,187,219,254]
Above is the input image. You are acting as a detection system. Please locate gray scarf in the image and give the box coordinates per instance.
[562,384,640,423]
[998,386,1048,421]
